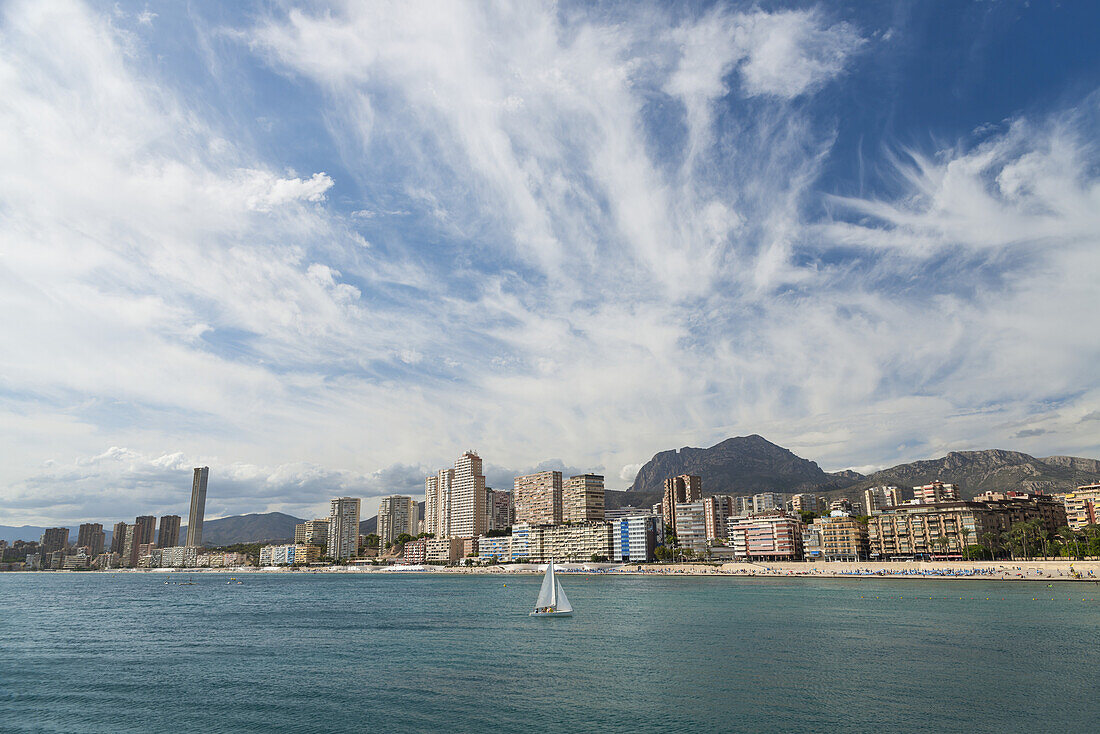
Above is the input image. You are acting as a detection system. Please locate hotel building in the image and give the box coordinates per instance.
[328,497,361,560]
[514,470,563,526]
[727,515,804,561]
[378,495,419,547]
[662,475,701,534]
[477,535,512,561]
[450,452,488,539]
[186,467,209,547]
[525,522,614,564]
[563,474,605,523]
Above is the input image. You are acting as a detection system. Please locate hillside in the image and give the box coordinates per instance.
[629,435,861,495]
[183,512,305,547]
[828,449,1100,501]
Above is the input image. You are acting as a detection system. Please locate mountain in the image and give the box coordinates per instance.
[833,449,1100,501]
[181,512,305,547]
[628,435,856,495]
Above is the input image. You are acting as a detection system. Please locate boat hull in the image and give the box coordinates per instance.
[529,610,572,617]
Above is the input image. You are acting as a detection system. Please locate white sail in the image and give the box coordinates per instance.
[535,562,555,608]
[553,578,572,613]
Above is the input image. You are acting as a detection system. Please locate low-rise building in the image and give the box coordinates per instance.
[525,522,614,563]
[160,546,200,568]
[403,538,427,564]
[510,523,531,562]
[477,535,512,562]
[461,537,479,558]
[426,537,464,564]
[727,515,804,561]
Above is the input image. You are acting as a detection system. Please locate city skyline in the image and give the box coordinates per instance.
[3,1,1100,527]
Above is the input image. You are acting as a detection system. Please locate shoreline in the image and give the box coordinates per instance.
[15,559,1100,582]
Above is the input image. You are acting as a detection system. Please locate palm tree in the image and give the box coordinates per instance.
[1057,527,1080,559]
[981,532,999,560]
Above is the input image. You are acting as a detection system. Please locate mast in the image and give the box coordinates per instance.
[549,559,557,608]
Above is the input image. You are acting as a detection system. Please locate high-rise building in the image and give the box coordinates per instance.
[790,493,826,515]
[134,515,156,546]
[328,497,361,560]
[111,521,127,554]
[752,492,784,514]
[702,495,735,539]
[294,519,329,546]
[186,467,209,547]
[674,502,708,554]
[913,481,958,504]
[864,486,902,514]
[487,489,514,531]
[76,523,105,556]
[378,495,419,547]
[121,525,138,567]
[662,475,701,534]
[157,515,181,548]
[514,470,563,526]
[450,452,487,538]
[563,474,605,523]
[40,527,70,554]
[424,469,454,538]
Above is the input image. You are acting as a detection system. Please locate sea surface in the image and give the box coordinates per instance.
[2,572,1098,733]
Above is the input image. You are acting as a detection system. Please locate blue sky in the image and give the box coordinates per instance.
[2,0,1100,525]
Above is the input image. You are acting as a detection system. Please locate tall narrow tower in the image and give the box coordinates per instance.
[186,467,209,547]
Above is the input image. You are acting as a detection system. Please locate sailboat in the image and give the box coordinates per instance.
[530,560,573,617]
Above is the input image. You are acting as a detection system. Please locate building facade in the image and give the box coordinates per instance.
[378,495,419,548]
[727,515,804,561]
[450,452,488,539]
[328,497,361,560]
[76,523,105,556]
[157,515,181,548]
[674,502,708,555]
[186,466,209,547]
[526,522,614,563]
[813,515,870,561]
[868,492,1066,559]
[662,475,702,534]
[611,515,661,562]
[294,519,329,546]
[563,474,605,523]
[40,527,69,554]
[752,492,784,514]
[514,470,563,526]
[403,538,426,564]
[477,535,512,561]
[425,537,464,564]
[1063,484,1100,530]
[913,481,958,504]
[487,489,514,531]
[703,495,735,539]
[864,486,902,514]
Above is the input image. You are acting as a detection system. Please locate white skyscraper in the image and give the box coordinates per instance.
[327,497,361,560]
[186,467,209,547]
[424,469,453,538]
[378,495,419,547]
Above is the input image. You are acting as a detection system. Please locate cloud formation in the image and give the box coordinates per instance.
[1,1,1099,524]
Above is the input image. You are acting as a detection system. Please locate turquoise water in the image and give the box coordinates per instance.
[2,573,1098,733]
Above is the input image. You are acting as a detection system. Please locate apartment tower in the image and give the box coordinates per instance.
[157,515,181,548]
[514,471,563,526]
[662,475,701,534]
[563,474,605,523]
[328,497,361,560]
[378,495,419,547]
[451,452,487,538]
[76,523,105,556]
[186,467,209,547]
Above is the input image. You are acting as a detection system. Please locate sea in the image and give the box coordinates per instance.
[1,572,1098,733]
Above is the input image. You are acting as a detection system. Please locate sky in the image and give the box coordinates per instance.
[2,0,1100,526]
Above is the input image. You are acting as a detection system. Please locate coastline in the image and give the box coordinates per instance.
[27,559,1100,582]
